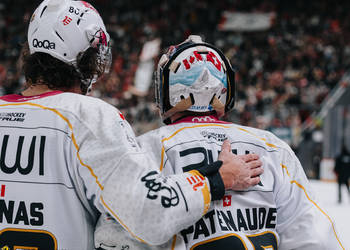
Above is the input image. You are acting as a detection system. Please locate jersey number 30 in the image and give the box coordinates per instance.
[0,228,57,250]
[192,231,277,250]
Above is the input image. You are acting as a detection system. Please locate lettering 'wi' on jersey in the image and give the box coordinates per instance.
[0,92,216,249]
[138,115,345,250]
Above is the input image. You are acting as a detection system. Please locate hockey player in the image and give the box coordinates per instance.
[0,1,263,249]
[95,36,345,249]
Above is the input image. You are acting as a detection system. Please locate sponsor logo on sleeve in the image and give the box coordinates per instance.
[141,171,180,208]
[186,174,205,191]
[62,16,72,25]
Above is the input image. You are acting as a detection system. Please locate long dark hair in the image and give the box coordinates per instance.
[22,43,100,93]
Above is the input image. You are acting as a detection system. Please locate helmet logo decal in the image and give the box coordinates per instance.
[32,39,56,50]
[62,16,72,26]
[206,51,222,71]
[91,29,108,48]
[182,51,222,71]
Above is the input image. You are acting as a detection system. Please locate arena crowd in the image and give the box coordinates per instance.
[0,0,349,150]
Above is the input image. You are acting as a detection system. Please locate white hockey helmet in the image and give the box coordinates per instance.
[28,0,111,92]
[155,35,236,124]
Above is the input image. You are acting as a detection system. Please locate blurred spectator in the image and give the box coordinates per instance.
[0,0,349,143]
[334,144,350,203]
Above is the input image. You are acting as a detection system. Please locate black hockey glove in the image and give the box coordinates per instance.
[197,160,225,201]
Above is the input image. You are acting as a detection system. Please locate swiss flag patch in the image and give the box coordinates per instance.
[223,195,231,207]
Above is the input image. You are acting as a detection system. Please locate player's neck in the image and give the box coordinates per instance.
[21,84,55,96]
[170,111,217,123]
[21,83,82,96]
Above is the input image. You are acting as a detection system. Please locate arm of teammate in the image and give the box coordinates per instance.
[75,102,263,245]
[98,138,262,245]
[275,147,344,250]
[94,141,262,249]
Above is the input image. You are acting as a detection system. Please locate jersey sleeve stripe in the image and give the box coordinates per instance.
[236,127,277,148]
[281,164,345,249]
[0,102,104,190]
[171,234,177,250]
[99,195,148,244]
[160,146,165,171]
[281,164,291,177]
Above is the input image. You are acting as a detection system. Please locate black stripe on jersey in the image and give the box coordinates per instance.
[0,179,74,189]
[0,125,70,137]
[176,181,188,212]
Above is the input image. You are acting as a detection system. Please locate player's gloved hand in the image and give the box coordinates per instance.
[218,140,263,191]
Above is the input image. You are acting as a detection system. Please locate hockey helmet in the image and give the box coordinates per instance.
[155,35,235,124]
[28,0,111,93]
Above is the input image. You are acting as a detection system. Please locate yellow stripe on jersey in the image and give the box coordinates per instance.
[281,164,291,177]
[0,102,104,190]
[281,164,345,250]
[100,196,148,244]
[171,234,177,250]
[236,127,277,148]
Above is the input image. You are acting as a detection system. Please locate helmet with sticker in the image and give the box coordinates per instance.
[155,35,235,124]
[27,0,111,93]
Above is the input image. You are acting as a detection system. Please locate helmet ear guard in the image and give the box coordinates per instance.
[156,40,236,124]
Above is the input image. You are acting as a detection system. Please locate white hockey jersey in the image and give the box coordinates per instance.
[136,115,345,250]
[0,92,214,249]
